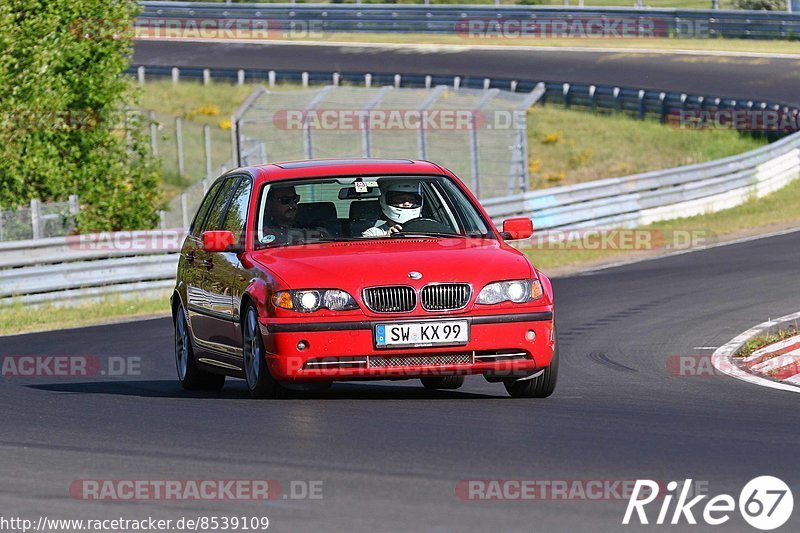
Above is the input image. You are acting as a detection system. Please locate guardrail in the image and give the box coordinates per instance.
[138,2,800,39]
[0,232,182,306]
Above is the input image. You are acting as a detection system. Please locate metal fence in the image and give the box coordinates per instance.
[0,197,80,242]
[232,84,544,199]
[145,111,233,180]
[138,2,800,39]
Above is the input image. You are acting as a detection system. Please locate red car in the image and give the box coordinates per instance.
[172,159,557,398]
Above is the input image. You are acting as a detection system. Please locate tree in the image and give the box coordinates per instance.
[0,0,161,231]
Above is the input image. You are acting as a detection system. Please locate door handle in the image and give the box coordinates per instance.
[202,259,214,270]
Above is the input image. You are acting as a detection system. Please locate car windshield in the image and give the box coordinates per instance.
[254,175,493,248]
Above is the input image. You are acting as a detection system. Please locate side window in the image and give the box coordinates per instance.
[221,178,252,245]
[190,180,223,235]
[200,177,239,233]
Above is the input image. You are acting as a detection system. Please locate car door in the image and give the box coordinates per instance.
[183,178,224,338]
[187,176,239,357]
[204,175,254,367]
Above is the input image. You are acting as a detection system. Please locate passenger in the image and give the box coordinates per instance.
[362,181,424,238]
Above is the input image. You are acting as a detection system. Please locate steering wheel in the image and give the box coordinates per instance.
[394,217,453,235]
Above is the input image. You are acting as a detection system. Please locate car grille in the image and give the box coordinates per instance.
[363,286,416,313]
[421,283,471,311]
[368,354,473,368]
[303,351,530,370]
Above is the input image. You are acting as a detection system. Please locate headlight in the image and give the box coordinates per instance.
[273,289,358,312]
[297,290,321,312]
[476,279,543,305]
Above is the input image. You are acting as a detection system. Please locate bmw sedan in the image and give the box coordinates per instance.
[172,158,557,398]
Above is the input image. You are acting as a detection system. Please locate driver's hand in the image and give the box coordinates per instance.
[387,224,403,235]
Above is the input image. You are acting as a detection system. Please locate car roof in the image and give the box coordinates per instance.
[249,158,449,182]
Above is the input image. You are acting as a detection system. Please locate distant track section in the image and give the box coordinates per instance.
[132,40,800,107]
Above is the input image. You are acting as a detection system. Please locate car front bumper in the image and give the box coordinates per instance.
[260,311,555,382]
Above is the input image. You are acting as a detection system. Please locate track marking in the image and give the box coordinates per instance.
[711,310,800,394]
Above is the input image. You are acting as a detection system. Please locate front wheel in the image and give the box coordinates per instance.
[243,305,286,399]
[504,326,559,398]
[175,306,225,391]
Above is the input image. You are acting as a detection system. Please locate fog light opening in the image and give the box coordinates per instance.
[525,330,536,342]
[297,340,309,351]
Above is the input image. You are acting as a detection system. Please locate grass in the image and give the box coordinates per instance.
[139,31,800,55]
[736,326,799,357]
[526,175,800,271]
[526,104,764,188]
[0,296,170,337]
[281,34,800,54]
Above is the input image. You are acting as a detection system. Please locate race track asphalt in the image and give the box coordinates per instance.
[132,40,800,106]
[2,230,799,532]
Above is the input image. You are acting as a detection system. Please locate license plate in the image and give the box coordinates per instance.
[375,320,469,348]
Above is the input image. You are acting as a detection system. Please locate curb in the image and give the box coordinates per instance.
[712,311,800,394]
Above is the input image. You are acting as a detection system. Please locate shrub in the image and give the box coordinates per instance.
[0,0,161,231]
[733,0,786,10]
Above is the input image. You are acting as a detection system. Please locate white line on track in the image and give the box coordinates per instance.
[134,37,800,60]
[712,311,800,394]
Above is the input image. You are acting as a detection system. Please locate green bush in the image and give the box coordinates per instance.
[0,0,161,232]
[733,0,786,9]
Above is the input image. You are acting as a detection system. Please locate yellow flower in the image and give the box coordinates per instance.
[541,132,562,145]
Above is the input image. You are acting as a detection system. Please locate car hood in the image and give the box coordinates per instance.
[249,238,533,291]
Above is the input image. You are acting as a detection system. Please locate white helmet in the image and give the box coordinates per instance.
[379,180,423,224]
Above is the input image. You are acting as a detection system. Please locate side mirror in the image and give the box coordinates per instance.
[501,218,533,240]
[202,230,237,253]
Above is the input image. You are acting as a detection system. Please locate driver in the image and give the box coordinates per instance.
[261,184,328,245]
[362,180,423,238]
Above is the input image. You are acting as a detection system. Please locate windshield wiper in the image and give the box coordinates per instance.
[393,232,468,238]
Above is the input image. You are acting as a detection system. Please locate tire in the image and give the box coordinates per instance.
[242,305,286,399]
[420,375,465,390]
[504,327,559,399]
[175,306,225,391]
